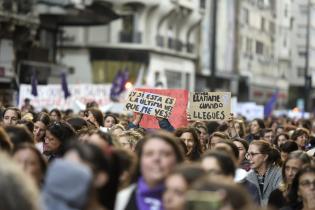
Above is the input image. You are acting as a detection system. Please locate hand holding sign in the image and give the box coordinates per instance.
[125,90,176,119]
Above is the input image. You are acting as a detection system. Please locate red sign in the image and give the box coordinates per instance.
[136,88,189,129]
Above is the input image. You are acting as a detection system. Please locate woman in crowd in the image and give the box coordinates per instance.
[104,113,119,129]
[233,138,250,171]
[0,152,42,210]
[208,132,228,149]
[268,151,311,209]
[49,109,62,121]
[2,107,21,126]
[64,142,118,210]
[5,125,34,147]
[194,124,209,152]
[44,121,76,161]
[174,127,202,161]
[291,128,309,150]
[279,141,299,162]
[245,140,282,206]
[110,124,126,137]
[0,126,13,153]
[13,143,47,187]
[274,133,290,149]
[246,118,265,143]
[284,166,315,210]
[115,131,184,210]
[33,112,51,153]
[163,164,206,210]
[116,130,143,151]
[234,119,247,138]
[85,108,104,129]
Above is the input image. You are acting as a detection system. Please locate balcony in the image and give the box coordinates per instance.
[119,31,142,43]
[37,0,119,26]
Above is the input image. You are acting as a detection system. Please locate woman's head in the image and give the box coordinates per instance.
[274,133,289,148]
[4,125,35,147]
[291,128,309,150]
[88,130,113,151]
[66,117,88,132]
[3,107,21,126]
[247,140,280,171]
[104,114,118,128]
[195,125,209,150]
[280,140,299,162]
[110,124,125,137]
[137,131,184,186]
[250,118,265,134]
[208,132,228,149]
[49,109,62,121]
[288,166,315,207]
[117,130,142,151]
[0,127,13,153]
[174,127,202,161]
[33,112,50,143]
[163,164,206,210]
[86,109,104,128]
[201,150,236,178]
[44,121,76,156]
[232,138,249,163]
[234,119,247,138]
[13,143,47,186]
[282,151,311,185]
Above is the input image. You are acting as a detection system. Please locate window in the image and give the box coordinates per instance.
[298,51,307,57]
[256,41,264,55]
[284,4,288,17]
[165,71,182,88]
[243,8,249,24]
[298,67,305,77]
[261,17,265,32]
[246,38,252,52]
[200,0,206,9]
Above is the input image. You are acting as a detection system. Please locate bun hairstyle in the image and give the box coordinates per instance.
[250,140,281,166]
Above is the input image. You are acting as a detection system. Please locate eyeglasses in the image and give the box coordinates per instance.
[245,152,262,159]
[300,180,315,188]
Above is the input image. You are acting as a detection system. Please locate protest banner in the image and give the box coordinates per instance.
[189,92,231,121]
[19,84,112,111]
[125,90,176,119]
[134,89,189,129]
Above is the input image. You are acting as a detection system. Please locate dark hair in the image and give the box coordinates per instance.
[88,109,104,127]
[47,121,76,155]
[291,129,308,141]
[49,109,62,120]
[274,133,289,147]
[250,140,281,166]
[280,141,299,153]
[170,163,206,186]
[202,150,236,177]
[215,140,240,161]
[13,143,47,178]
[262,128,273,136]
[206,121,220,135]
[253,118,265,130]
[232,138,249,152]
[282,151,311,184]
[104,113,119,125]
[115,148,137,189]
[65,143,117,210]
[174,127,202,161]
[4,125,34,147]
[17,120,34,133]
[3,107,21,120]
[66,117,88,132]
[0,127,13,152]
[287,166,315,207]
[35,112,50,127]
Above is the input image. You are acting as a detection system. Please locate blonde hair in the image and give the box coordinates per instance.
[117,130,143,146]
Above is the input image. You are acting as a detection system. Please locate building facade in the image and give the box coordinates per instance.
[58,0,205,91]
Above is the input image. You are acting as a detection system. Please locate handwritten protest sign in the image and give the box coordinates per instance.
[125,90,176,119]
[134,89,189,129]
[189,92,231,121]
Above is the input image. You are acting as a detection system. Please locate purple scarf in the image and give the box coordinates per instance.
[136,177,165,210]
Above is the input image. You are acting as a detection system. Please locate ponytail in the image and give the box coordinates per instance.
[251,140,281,166]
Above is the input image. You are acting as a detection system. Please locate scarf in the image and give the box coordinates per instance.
[136,177,165,210]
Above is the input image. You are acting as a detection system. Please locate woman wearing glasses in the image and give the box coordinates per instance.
[245,140,282,206]
[283,166,315,210]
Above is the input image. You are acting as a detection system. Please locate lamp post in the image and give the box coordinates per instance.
[209,0,218,92]
[304,0,311,112]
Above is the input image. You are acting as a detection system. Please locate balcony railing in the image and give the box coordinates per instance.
[119,31,142,43]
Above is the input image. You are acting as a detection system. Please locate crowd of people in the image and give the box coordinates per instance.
[0,101,315,210]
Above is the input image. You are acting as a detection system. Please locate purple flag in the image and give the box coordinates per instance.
[31,70,38,97]
[264,90,279,117]
[61,73,71,99]
[110,69,129,102]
